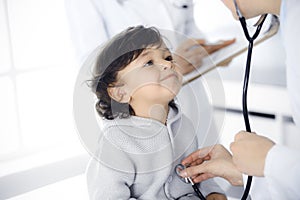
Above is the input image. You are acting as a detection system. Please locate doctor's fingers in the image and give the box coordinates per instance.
[183,48,208,68]
[192,173,215,184]
[177,38,205,51]
[173,55,202,74]
[186,55,203,69]
[203,38,236,54]
[181,146,213,166]
[185,45,208,58]
[175,44,207,62]
[179,161,211,179]
[233,131,255,142]
[189,156,211,166]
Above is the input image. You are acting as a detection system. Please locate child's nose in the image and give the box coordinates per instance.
[160,60,172,70]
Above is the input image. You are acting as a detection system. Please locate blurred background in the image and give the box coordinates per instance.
[0,0,298,199]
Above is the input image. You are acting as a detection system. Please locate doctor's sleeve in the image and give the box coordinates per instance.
[64,0,109,65]
[242,175,271,199]
[264,144,300,199]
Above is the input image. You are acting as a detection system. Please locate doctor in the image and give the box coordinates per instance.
[179,0,300,199]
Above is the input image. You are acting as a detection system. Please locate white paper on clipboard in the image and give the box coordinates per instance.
[183,15,280,85]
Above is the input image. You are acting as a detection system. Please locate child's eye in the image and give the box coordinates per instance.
[165,55,173,61]
[144,60,154,67]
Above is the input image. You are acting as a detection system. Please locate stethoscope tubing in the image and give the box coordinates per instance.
[239,14,268,200]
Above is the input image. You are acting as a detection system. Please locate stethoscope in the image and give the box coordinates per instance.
[175,0,268,199]
[234,0,267,198]
[175,164,206,199]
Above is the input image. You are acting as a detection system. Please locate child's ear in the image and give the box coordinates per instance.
[107,86,130,103]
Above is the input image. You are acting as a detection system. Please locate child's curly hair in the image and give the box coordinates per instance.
[89,26,176,120]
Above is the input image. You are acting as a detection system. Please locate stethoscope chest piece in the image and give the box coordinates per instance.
[174,163,206,200]
[175,164,189,184]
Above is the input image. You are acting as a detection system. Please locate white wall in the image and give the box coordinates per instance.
[0,0,87,198]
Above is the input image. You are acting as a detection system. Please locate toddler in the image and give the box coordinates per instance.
[87,26,226,200]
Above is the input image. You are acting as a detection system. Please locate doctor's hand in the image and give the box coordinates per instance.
[180,144,243,186]
[199,38,236,55]
[174,38,206,74]
[230,131,275,177]
[174,39,235,75]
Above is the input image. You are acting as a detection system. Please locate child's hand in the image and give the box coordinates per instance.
[206,193,227,200]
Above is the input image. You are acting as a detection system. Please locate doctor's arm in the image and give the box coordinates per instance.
[231,131,300,198]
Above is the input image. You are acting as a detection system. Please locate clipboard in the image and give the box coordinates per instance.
[183,15,280,85]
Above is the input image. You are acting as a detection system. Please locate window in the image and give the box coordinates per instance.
[0,0,82,162]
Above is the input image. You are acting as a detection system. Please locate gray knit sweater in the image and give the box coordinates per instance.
[86,106,224,199]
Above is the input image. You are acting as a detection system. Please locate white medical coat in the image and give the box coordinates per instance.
[247,0,300,199]
[64,0,203,64]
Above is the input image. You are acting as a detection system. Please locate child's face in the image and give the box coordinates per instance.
[111,45,183,107]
